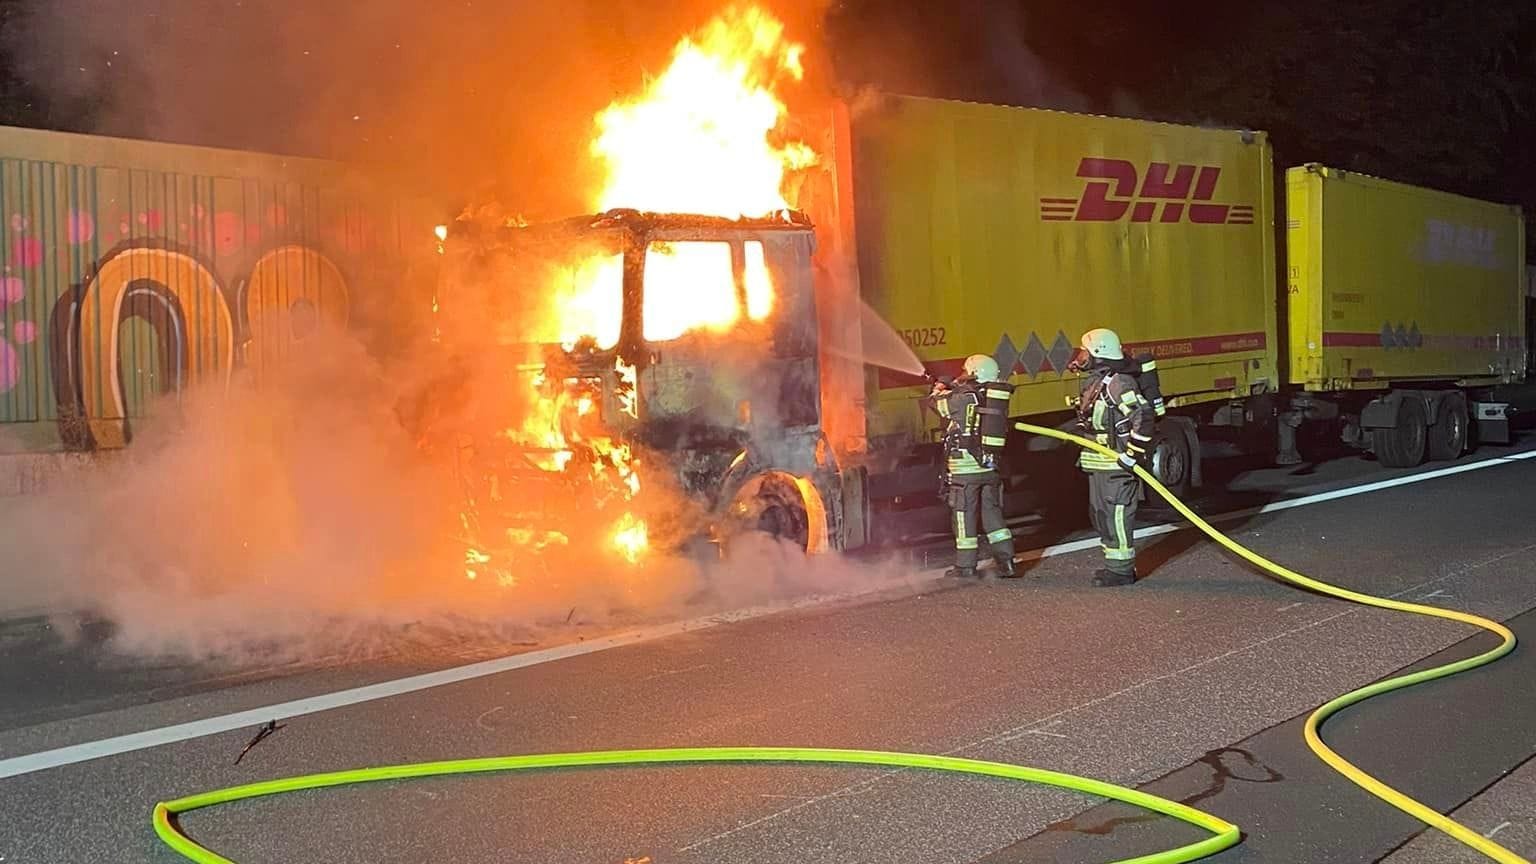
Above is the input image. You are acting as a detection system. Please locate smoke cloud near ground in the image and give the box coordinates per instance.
[0,327,919,665]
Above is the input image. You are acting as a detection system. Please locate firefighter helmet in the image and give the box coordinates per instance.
[1080,328,1125,361]
[962,354,1002,383]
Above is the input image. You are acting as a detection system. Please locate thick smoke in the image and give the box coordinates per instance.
[0,0,930,665]
[0,327,918,664]
[2,0,834,219]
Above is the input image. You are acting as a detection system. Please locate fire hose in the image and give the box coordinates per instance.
[149,425,1525,864]
[1014,421,1526,864]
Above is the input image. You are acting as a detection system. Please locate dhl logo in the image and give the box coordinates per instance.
[1040,158,1255,225]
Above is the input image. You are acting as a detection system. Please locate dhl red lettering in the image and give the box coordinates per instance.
[1189,203,1231,224]
[1140,163,1196,199]
[1192,166,1220,200]
[1074,158,1137,221]
[1043,158,1253,226]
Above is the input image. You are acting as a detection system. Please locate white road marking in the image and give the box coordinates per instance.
[1277,602,1305,612]
[0,589,912,781]
[1,446,1533,781]
[1020,721,1070,739]
[1017,449,1536,561]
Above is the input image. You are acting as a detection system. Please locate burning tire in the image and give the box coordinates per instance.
[719,471,830,555]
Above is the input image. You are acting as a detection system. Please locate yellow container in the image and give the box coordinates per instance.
[1285,164,1527,391]
[844,96,1278,445]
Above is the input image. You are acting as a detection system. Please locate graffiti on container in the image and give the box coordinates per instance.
[2,209,352,447]
[71,243,347,448]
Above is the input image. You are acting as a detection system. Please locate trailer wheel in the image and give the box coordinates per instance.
[1372,396,1428,468]
[1427,396,1469,462]
[1151,427,1192,498]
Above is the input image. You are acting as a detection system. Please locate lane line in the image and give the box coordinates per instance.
[1015,450,1536,562]
[0,590,914,780]
[2,447,1534,781]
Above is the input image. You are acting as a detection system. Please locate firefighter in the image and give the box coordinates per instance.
[1066,328,1156,587]
[930,354,1018,579]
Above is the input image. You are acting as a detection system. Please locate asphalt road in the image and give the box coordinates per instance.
[2,434,1535,863]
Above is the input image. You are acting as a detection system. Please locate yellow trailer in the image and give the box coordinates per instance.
[833,94,1277,494]
[1286,164,1526,391]
[1282,165,1526,467]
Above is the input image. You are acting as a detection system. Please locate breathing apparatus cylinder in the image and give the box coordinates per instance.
[977,380,1014,463]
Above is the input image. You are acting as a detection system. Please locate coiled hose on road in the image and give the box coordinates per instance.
[151,424,1525,864]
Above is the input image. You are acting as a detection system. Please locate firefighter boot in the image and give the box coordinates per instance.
[945,566,978,579]
[993,555,1020,578]
[1091,568,1136,587]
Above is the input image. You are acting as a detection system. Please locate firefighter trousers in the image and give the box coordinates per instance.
[1088,469,1140,575]
[948,471,1014,570]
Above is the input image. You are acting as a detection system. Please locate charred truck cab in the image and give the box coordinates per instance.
[441,208,864,558]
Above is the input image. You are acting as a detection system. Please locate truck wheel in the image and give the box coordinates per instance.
[1426,396,1469,462]
[756,499,810,550]
[1372,396,1427,468]
[719,472,827,555]
[1151,428,1192,498]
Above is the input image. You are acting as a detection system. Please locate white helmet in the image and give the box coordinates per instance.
[962,354,1002,383]
[1080,328,1124,361]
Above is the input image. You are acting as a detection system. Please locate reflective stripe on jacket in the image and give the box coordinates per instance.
[936,387,992,475]
[1078,371,1155,471]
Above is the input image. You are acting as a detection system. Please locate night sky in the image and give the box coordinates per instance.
[0,0,1531,249]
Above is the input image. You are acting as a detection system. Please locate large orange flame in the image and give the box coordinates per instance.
[456,6,815,575]
[592,5,815,217]
[556,5,815,351]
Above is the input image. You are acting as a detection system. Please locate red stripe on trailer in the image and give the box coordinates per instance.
[1322,332,1383,347]
[1122,331,1267,360]
[878,331,1268,390]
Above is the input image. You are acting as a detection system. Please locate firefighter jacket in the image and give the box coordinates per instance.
[935,379,1014,476]
[1076,370,1155,472]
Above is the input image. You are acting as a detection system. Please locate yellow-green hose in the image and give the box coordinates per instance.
[154,747,1239,864]
[1015,421,1526,864]
[149,423,1524,864]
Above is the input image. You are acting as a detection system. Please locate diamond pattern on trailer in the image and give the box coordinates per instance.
[1016,332,1047,378]
[1048,330,1075,374]
[994,333,1022,381]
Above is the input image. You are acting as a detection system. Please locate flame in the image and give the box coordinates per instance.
[611,512,649,565]
[500,370,648,564]
[616,358,638,419]
[447,6,813,574]
[551,5,813,351]
[553,253,623,351]
[592,6,814,217]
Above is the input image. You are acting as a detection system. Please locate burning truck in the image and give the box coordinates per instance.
[423,7,865,577]
[435,208,846,568]
[425,4,1529,581]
